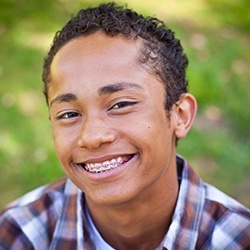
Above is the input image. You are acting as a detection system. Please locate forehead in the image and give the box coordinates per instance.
[51,32,142,76]
[48,32,164,104]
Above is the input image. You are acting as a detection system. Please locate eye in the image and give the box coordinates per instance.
[111,101,137,110]
[57,111,80,120]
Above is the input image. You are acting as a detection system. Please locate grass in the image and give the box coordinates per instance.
[0,0,249,209]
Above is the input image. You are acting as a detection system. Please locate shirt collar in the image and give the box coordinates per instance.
[162,155,205,250]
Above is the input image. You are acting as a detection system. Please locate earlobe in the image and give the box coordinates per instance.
[174,94,197,139]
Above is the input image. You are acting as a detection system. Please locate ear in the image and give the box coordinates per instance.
[173,93,197,139]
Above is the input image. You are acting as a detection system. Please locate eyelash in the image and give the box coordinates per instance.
[57,111,80,120]
[56,101,137,120]
[111,101,137,110]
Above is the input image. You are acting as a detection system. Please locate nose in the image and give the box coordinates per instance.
[78,116,116,149]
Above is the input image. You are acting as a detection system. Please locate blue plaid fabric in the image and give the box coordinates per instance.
[0,155,249,250]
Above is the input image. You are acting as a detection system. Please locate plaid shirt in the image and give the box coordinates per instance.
[0,155,249,250]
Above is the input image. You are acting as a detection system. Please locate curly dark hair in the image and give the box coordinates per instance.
[42,2,188,112]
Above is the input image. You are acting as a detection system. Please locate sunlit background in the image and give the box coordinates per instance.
[0,0,249,209]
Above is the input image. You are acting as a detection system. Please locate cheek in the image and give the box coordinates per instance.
[52,126,76,160]
[143,115,174,157]
[125,115,172,157]
[137,109,172,140]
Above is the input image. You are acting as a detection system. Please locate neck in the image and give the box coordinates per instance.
[85,164,179,250]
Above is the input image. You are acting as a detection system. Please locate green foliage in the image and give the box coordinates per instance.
[0,0,249,208]
[206,0,250,32]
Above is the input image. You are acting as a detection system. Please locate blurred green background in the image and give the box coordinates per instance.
[0,0,249,209]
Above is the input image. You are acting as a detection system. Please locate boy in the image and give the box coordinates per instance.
[0,3,249,249]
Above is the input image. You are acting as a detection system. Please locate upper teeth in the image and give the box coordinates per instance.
[84,156,128,173]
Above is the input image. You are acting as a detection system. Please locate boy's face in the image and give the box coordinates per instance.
[48,32,178,206]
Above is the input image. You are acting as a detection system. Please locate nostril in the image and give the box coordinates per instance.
[78,129,116,149]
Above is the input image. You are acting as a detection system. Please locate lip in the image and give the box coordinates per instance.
[73,153,138,181]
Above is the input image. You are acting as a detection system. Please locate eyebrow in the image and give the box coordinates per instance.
[98,82,144,95]
[50,82,144,106]
[50,93,77,107]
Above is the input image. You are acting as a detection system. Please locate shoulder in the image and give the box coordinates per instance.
[0,178,69,249]
[2,177,67,211]
[176,156,250,249]
[204,183,250,216]
[198,183,250,249]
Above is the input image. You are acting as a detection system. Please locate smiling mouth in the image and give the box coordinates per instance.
[77,155,134,173]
